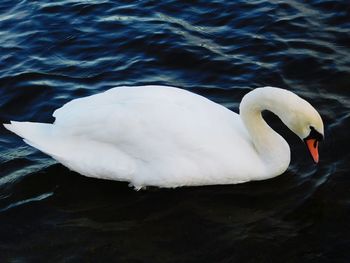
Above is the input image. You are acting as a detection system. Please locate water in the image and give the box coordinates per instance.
[0,0,349,262]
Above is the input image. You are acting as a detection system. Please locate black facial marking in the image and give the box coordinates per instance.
[304,126,324,142]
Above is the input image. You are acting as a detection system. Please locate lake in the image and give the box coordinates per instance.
[0,0,349,262]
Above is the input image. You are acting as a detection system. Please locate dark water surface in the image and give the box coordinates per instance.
[1,0,350,262]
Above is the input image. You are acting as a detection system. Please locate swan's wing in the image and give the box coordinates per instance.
[52,85,243,145]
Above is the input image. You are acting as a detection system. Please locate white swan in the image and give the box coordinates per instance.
[3,86,324,188]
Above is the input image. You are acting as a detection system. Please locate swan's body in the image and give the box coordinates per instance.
[3,86,323,188]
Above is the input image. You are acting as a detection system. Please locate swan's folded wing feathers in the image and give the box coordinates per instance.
[53,88,119,123]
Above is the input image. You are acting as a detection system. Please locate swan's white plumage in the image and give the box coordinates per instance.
[3,85,323,188]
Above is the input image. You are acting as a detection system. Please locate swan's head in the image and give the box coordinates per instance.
[280,94,324,163]
[241,87,324,164]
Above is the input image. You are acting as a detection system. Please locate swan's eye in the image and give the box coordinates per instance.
[307,126,323,141]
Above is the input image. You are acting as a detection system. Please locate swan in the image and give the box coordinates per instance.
[3,86,324,188]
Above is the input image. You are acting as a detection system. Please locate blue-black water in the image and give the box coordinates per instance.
[0,0,349,262]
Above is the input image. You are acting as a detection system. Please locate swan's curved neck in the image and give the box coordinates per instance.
[239,87,291,175]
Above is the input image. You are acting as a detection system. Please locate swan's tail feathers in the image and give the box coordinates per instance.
[3,121,61,158]
[4,121,51,140]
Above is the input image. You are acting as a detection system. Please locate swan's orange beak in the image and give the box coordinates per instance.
[306,138,319,163]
